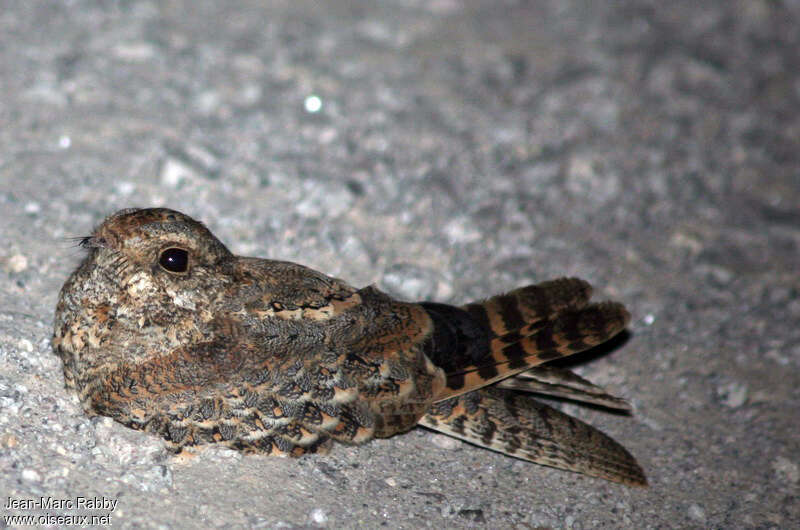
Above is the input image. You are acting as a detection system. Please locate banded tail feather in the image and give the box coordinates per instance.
[462,277,593,337]
[417,278,645,485]
[419,388,647,486]
[429,300,630,401]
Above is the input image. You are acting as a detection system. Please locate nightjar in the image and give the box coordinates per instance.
[52,208,646,485]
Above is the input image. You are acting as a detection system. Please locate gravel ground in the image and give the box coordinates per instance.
[1,1,799,528]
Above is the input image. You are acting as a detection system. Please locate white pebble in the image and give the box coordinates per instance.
[304,95,322,113]
[309,508,327,525]
[7,254,28,273]
[160,158,197,188]
[21,469,42,482]
[116,181,136,196]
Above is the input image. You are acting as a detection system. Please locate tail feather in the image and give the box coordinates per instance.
[497,366,633,411]
[419,388,647,486]
[437,302,631,401]
[462,277,592,336]
[417,277,645,485]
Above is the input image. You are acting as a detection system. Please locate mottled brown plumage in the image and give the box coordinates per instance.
[52,208,646,485]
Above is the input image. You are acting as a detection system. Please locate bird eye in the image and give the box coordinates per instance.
[158,248,189,273]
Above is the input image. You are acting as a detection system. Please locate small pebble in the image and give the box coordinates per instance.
[430,433,460,450]
[21,469,42,482]
[309,508,327,525]
[116,181,136,196]
[443,217,481,244]
[304,95,322,113]
[7,254,28,273]
[295,184,353,219]
[717,381,748,409]
[381,263,442,300]
[113,41,156,62]
[687,503,706,522]
[772,456,799,484]
[160,158,198,188]
[0,433,18,448]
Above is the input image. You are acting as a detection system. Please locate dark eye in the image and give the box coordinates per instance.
[158,248,189,273]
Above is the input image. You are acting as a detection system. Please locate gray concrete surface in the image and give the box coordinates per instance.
[1,0,798,528]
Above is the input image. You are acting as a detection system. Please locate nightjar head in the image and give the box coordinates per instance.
[53,208,237,389]
[78,208,234,299]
